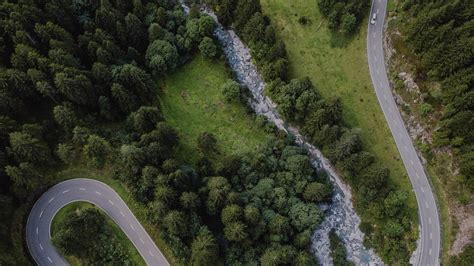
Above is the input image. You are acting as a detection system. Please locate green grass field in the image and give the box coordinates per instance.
[51,202,145,266]
[260,0,415,209]
[160,54,269,164]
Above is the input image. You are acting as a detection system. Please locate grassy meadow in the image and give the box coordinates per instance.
[160,54,269,164]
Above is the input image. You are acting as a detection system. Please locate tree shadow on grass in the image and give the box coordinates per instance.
[328,25,363,48]
[327,11,369,49]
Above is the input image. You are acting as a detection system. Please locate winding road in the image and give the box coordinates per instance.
[367,0,440,265]
[26,178,169,266]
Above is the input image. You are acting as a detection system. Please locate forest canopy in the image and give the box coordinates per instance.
[0,0,332,264]
[402,0,474,192]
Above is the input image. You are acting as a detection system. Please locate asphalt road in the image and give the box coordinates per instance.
[367,0,440,265]
[26,178,169,266]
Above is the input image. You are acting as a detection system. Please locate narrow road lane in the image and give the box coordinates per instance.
[367,0,440,265]
[26,178,169,266]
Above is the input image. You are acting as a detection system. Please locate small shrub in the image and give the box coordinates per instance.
[298,16,310,25]
[419,103,433,117]
[199,37,218,58]
[221,79,241,103]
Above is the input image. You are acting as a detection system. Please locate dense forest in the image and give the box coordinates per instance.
[401,0,474,193]
[0,0,215,262]
[0,0,335,264]
[396,0,474,263]
[205,0,417,263]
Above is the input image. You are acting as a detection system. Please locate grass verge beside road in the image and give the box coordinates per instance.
[427,157,454,265]
[260,0,415,210]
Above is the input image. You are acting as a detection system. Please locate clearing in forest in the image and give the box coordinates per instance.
[160,54,269,163]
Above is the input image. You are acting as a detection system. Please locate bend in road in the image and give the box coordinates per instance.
[367,0,440,265]
[26,178,169,266]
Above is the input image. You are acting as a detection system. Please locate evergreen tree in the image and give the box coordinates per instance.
[53,104,77,133]
[8,131,50,164]
[191,228,219,265]
[83,135,111,167]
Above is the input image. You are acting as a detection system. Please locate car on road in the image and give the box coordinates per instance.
[371,13,377,25]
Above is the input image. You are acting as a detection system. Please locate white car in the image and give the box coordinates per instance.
[370,13,377,25]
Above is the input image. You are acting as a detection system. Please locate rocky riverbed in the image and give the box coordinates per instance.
[181,2,383,265]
